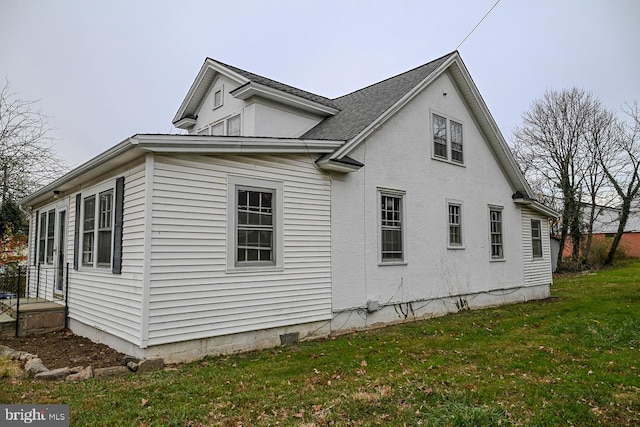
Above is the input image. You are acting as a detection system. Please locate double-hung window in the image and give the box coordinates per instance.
[448,202,463,247]
[432,113,464,164]
[489,206,504,260]
[236,188,274,264]
[379,189,405,263]
[82,188,113,268]
[227,176,283,271]
[531,219,543,258]
[37,209,55,265]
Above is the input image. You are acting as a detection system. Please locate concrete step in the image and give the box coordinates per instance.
[0,312,16,338]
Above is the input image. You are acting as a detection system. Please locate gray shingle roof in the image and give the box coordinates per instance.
[302,52,455,141]
[209,58,340,110]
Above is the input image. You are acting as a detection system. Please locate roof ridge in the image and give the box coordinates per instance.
[206,57,339,109]
[333,51,457,101]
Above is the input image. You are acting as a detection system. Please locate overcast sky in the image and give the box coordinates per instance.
[1,0,639,169]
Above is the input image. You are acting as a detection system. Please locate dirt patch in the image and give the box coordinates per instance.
[2,330,127,369]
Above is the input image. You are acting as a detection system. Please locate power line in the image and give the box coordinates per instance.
[455,0,502,51]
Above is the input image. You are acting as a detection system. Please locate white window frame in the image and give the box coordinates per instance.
[488,205,504,261]
[37,205,60,266]
[378,188,407,265]
[80,181,115,269]
[227,176,283,272]
[227,114,241,136]
[531,219,543,258]
[431,111,464,165]
[447,200,464,249]
[210,121,224,136]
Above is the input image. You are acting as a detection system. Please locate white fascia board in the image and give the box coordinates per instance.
[329,54,458,161]
[173,116,197,129]
[131,134,343,154]
[448,58,534,197]
[231,82,339,116]
[513,198,560,218]
[20,137,140,207]
[316,156,363,173]
[172,58,250,125]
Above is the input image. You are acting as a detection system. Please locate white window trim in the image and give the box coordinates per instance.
[378,188,407,266]
[531,218,543,259]
[227,114,241,136]
[227,175,284,272]
[446,199,465,249]
[488,204,505,261]
[430,110,465,166]
[36,201,67,266]
[199,113,242,137]
[79,181,116,270]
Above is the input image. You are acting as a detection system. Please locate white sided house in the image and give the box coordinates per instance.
[21,52,557,362]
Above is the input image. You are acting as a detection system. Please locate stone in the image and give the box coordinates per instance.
[24,358,49,377]
[93,366,131,378]
[137,357,164,373]
[69,366,84,374]
[123,355,139,365]
[126,361,138,372]
[66,366,93,382]
[19,352,37,361]
[35,367,69,381]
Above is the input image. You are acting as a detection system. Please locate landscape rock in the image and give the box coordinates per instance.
[66,366,93,382]
[69,366,84,374]
[0,344,12,356]
[137,357,164,373]
[126,361,138,372]
[123,355,139,365]
[19,352,37,361]
[35,367,69,381]
[24,357,49,377]
[93,365,131,378]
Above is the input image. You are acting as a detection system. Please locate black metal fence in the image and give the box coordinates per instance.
[0,263,69,337]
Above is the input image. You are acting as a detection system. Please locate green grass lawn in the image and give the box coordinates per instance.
[2,262,639,426]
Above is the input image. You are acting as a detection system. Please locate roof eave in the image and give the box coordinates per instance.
[20,137,141,207]
[133,134,344,154]
[316,155,363,173]
[513,197,560,218]
[230,82,339,116]
[172,58,249,125]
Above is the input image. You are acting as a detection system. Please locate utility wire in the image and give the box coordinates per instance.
[455,0,502,51]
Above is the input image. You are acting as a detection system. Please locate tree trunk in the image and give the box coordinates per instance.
[605,199,631,265]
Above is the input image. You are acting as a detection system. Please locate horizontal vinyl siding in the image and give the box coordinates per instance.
[521,207,553,286]
[147,154,332,346]
[68,164,146,345]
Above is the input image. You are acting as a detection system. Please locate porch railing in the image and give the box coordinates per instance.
[0,263,69,337]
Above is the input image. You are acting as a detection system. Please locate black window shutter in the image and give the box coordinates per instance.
[112,176,125,274]
[73,194,81,270]
[34,210,40,266]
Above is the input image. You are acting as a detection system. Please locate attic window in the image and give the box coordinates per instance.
[227,115,241,136]
[213,88,223,109]
[432,113,464,165]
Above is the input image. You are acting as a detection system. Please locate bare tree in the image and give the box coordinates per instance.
[513,88,597,270]
[0,79,67,205]
[582,105,617,261]
[595,101,640,265]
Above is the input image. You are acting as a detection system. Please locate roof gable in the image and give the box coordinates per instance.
[302,52,454,141]
[173,58,339,127]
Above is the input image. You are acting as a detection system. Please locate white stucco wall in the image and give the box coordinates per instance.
[331,72,527,316]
